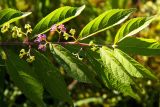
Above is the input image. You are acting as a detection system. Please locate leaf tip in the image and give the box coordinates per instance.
[22,12,32,17]
[75,5,85,16]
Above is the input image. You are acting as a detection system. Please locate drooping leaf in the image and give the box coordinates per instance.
[114,49,157,79]
[49,44,100,86]
[5,50,44,107]
[85,50,110,87]
[100,46,140,100]
[33,50,72,105]
[117,37,160,56]
[114,17,155,44]
[79,8,136,40]
[32,5,85,35]
[0,8,31,27]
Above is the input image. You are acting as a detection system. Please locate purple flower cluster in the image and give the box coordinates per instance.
[34,34,46,43]
[50,24,57,32]
[34,24,66,51]
[38,44,46,51]
[34,34,47,51]
[58,24,66,32]
[50,24,66,32]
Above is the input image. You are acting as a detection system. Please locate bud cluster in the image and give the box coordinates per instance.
[19,49,35,63]
[50,24,76,40]
[34,34,48,51]
[1,23,10,33]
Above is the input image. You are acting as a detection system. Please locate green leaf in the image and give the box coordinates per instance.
[0,60,5,106]
[85,50,110,88]
[79,8,136,40]
[117,37,160,56]
[0,69,5,95]
[5,50,44,107]
[0,48,6,60]
[108,0,131,9]
[49,44,100,86]
[114,49,157,79]
[0,8,31,27]
[33,50,72,105]
[32,5,85,35]
[100,46,140,100]
[114,16,155,44]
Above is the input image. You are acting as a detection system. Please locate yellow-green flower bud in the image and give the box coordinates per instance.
[89,41,95,46]
[26,56,35,63]
[30,56,35,61]
[26,58,31,63]
[91,46,97,51]
[69,29,76,36]
[12,26,23,38]
[19,49,26,59]
[12,26,18,38]
[25,24,31,29]
[25,24,32,33]
[17,28,22,37]
[63,32,70,40]
[1,23,10,33]
[0,50,7,60]
[27,28,32,33]
[12,26,18,31]
[12,32,17,38]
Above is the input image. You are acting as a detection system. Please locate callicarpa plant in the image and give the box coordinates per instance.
[0,5,159,106]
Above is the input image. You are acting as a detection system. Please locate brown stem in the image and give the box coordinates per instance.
[0,41,112,47]
[54,42,91,47]
[67,80,78,90]
[0,42,36,46]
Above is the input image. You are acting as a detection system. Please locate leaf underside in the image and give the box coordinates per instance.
[114,48,157,79]
[100,46,140,100]
[49,44,100,86]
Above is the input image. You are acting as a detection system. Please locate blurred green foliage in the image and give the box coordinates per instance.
[1,0,160,107]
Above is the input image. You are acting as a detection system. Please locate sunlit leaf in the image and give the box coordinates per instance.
[100,46,140,100]
[117,37,160,56]
[85,50,110,87]
[114,17,155,44]
[0,8,31,27]
[32,5,85,35]
[114,49,157,79]
[79,8,136,40]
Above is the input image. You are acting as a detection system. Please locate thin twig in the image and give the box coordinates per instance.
[0,42,35,46]
[54,42,91,47]
[0,41,113,48]
[67,80,78,90]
